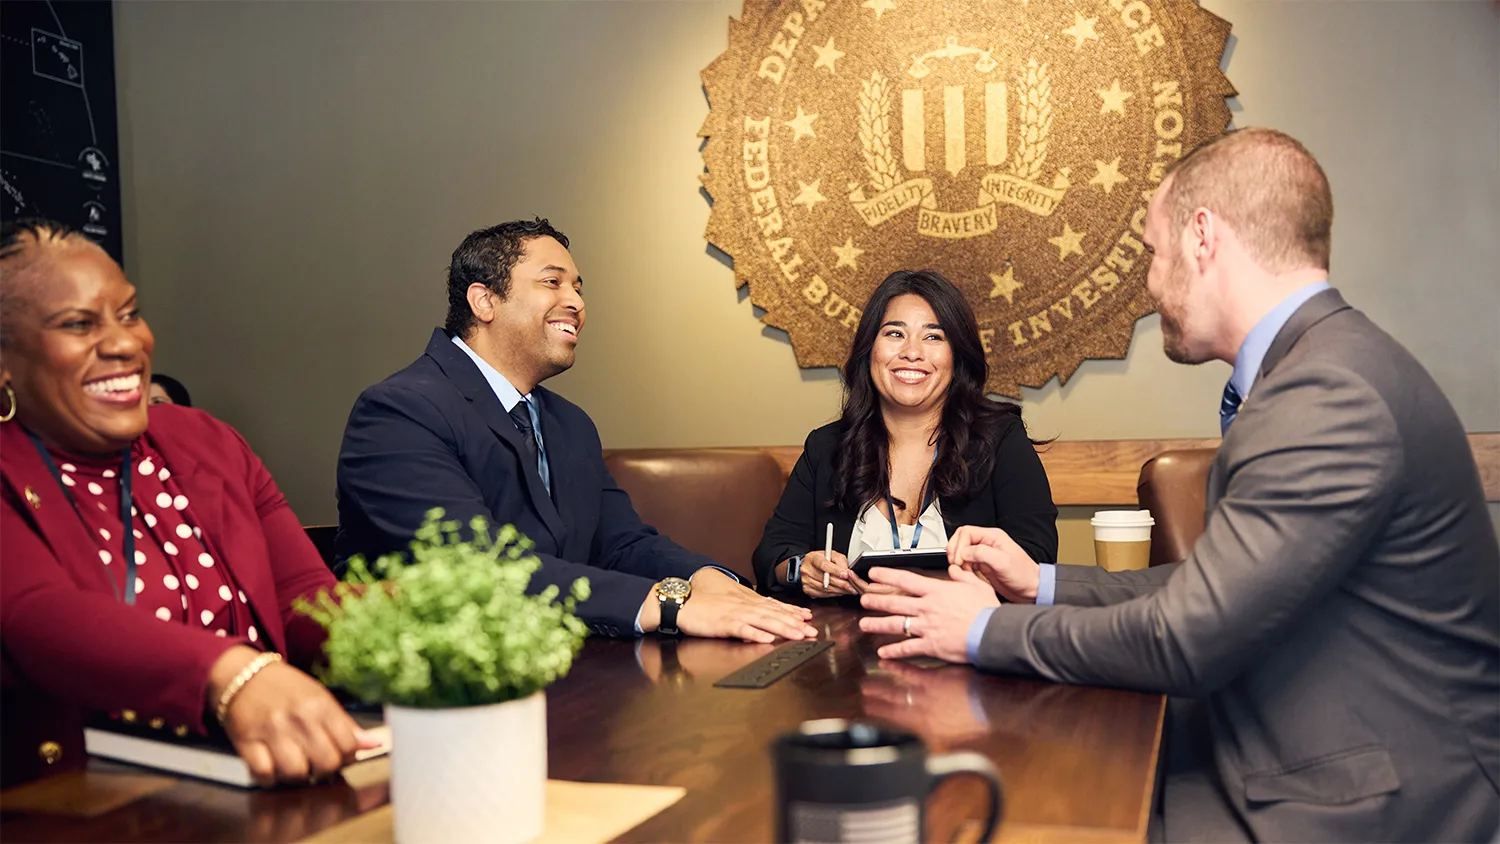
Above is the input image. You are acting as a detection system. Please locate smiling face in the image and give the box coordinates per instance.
[868,293,953,417]
[470,235,585,390]
[0,241,155,455]
[1144,179,1215,365]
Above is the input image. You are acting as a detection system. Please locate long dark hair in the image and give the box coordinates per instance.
[831,270,1024,514]
[150,374,193,407]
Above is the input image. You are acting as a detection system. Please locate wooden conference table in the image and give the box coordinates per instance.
[0,604,1165,843]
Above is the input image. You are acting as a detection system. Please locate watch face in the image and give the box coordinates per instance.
[658,577,692,601]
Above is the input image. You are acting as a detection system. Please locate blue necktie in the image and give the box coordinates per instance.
[508,399,551,495]
[1219,381,1243,436]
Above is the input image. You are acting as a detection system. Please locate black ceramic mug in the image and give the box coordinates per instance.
[772,719,1004,844]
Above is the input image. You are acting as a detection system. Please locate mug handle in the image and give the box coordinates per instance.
[926,751,1004,843]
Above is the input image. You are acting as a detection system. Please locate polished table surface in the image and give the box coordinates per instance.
[0,604,1165,843]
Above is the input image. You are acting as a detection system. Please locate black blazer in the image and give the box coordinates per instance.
[335,328,717,636]
[753,414,1059,594]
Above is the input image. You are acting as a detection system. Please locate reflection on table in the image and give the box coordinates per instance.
[0,605,1164,844]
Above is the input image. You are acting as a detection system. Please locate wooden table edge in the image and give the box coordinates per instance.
[1133,693,1167,842]
[999,821,1151,844]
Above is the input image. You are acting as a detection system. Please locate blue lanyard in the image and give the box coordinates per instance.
[26,430,138,605]
[885,485,935,550]
[885,450,938,551]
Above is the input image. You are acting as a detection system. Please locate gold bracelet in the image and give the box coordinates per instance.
[215,652,282,724]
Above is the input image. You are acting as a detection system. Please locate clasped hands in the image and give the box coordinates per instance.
[856,526,1042,663]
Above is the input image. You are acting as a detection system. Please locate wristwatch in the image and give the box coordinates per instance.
[659,640,690,690]
[656,577,692,636]
[785,554,805,586]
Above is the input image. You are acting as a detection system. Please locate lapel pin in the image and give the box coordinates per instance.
[24,487,40,510]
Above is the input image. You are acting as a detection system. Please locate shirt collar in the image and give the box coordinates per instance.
[1230,280,1332,400]
[450,333,531,412]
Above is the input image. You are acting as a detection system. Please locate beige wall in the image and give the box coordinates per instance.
[115,0,1499,559]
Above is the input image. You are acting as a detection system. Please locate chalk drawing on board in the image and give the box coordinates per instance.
[2,169,26,215]
[78,145,108,188]
[82,200,107,236]
[3,1,120,258]
[30,28,83,88]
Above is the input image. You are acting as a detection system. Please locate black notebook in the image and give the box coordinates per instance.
[849,548,949,578]
[84,714,390,788]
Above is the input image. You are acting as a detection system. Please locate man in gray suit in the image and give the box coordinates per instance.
[858,128,1500,842]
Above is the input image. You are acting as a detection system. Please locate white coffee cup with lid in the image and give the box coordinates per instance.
[1091,510,1155,571]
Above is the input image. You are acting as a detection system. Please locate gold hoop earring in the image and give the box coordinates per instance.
[0,385,16,423]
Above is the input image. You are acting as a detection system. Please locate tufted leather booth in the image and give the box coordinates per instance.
[603,448,786,587]
[1135,448,1217,567]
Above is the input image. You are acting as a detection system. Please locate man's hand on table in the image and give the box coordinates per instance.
[638,568,817,644]
[857,566,998,663]
[946,525,1041,604]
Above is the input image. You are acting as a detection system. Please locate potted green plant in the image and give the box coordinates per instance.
[299,510,589,844]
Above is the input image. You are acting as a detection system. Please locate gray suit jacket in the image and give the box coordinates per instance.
[977,290,1500,842]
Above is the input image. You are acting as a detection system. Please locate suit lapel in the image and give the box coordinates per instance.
[533,394,576,554]
[0,424,121,597]
[1209,290,1349,513]
[147,426,288,655]
[152,437,226,557]
[424,330,565,546]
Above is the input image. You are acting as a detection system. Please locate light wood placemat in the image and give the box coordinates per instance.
[301,778,686,844]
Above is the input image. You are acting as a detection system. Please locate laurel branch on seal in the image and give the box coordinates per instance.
[859,70,901,192]
[1011,59,1052,181]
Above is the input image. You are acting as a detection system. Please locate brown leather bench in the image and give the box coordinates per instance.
[604,448,785,586]
[306,435,1497,588]
[1135,434,1499,568]
[1136,449,1217,567]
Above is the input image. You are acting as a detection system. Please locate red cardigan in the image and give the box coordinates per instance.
[0,405,337,786]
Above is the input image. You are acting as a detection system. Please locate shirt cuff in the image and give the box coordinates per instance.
[1035,563,1057,606]
[965,607,998,664]
[966,679,992,728]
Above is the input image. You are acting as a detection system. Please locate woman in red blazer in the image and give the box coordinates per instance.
[0,218,374,788]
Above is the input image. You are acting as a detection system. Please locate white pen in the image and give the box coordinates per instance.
[824,522,833,591]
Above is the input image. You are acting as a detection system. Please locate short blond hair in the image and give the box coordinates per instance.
[1162,127,1333,272]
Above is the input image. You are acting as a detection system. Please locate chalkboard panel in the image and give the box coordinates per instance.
[1,0,122,262]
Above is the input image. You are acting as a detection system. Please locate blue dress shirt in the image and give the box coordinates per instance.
[966,281,1334,662]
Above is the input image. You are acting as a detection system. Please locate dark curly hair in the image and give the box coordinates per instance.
[150,374,193,407]
[444,217,569,337]
[831,269,1030,514]
[1,217,91,345]
[1,216,85,261]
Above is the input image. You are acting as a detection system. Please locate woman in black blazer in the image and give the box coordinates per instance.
[754,270,1058,597]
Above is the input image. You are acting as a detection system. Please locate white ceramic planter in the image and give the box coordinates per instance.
[385,692,546,844]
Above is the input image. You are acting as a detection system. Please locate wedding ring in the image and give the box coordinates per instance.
[902,616,914,637]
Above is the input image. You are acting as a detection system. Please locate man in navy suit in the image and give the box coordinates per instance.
[336,218,815,640]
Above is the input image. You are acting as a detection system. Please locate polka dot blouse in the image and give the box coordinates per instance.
[48,441,262,644]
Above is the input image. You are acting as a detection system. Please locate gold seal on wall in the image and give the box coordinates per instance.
[701,0,1235,396]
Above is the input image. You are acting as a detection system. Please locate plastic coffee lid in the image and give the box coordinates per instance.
[1090,509,1155,526]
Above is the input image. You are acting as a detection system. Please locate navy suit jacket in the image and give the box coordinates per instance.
[335,328,714,636]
